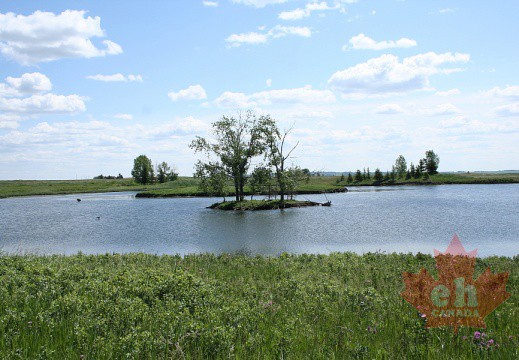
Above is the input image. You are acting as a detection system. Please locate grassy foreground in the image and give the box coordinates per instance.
[0,253,516,359]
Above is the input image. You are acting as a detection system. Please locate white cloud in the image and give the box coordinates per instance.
[439,115,469,128]
[86,74,143,82]
[495,103,519,117]
[266,79,272,87]
[113,114,133,120]
[203,1,219,6]
[0,10,122,65]
[226,25,311,47]
[3,73,52,95]
[0,120,18,129]
[435,88,460,96]
[484,85,519,100]
[0,114,20,129]
[231,0,288,7]
[0,120,128,148]
[344,33,417,51]
[278,2,338,21]
[253,85,335,105]
[168,84,207,101]
[374,104,405,114]
[429,103,461,116]
[285,109,334,119]
[0,93,86,114]
[214,92,256,109]
[438,116,519,135]
[214,85,335,109]
[146,117,209,138]
[0,73,86,116]
[226,32,268,46]
[328,52,470,95]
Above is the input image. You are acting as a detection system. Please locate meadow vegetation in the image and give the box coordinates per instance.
[0,252,516,359]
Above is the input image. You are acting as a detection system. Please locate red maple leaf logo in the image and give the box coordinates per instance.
[401,234,511,332]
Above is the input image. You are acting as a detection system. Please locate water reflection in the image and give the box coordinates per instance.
[0,184,517,257]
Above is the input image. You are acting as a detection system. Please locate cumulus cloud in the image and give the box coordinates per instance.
[214,92,256,109]
[0,120,128,149]
[168,84,207,101]
[0,10,122,65]
[0,93,86,114]
[214,85,335,109]
[86,74,143,82]
[4,73,52,95]
[429,103,461,116]
[278,2,339,21]
[374,104,405,114]
[0,72,86,116]
[146,117,209,139]
[0,114,20,129]
[328,52,470,95]
[435,88,460,96]
[226,25,311,47]
[484,85,519,100]
[344,33,417,51]
[203,1,219,6]
[1,73,52,98]
[438,116,518,136]
[495,103,519,117]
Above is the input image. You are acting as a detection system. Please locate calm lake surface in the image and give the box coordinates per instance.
[1,184,517,257]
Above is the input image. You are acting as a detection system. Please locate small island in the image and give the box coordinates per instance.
[208,199,330,210]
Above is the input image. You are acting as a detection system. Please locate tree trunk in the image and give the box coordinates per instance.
[234,179,240,202]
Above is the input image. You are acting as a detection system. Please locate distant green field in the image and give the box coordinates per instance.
[0,177,198,199]
[0,253,516,359]
[1,173,518,199]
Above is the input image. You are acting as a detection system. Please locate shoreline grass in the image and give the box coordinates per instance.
[1,172,518,199]
[0,252,516,358]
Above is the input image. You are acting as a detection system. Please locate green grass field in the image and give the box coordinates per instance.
[0,253,516,359]
[0,178,199,199]
[1,172,518,199]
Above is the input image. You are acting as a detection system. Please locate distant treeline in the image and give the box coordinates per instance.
[339,150,440,184]
[93,174,124,180]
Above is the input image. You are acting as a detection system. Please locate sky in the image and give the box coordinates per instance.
[0,0,518,180]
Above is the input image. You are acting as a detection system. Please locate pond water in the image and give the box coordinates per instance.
[0,184,517,257]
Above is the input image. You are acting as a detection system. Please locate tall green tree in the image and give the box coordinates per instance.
[354,169,363,182]
[347,172,353,183]
[194,161,228,201]
[374,168,383,181]
[425,150,440,174]
[190,111,269,201]
[394,155,407,179]
[156,161,178,183]
[131,155,154,184]
[285,166,310,200]
[409,163,416,178]
[249,166,271,200]
[262,119,299,206]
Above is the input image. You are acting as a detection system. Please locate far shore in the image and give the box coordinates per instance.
[1,172,518,199]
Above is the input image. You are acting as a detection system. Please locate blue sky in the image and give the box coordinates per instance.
[0,0,518,179]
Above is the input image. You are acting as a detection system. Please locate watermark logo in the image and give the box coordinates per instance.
[401,234,510,332]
